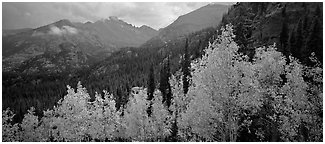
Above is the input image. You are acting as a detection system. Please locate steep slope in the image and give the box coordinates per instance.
[2,18,158,73]
[159,3,229,38]
[80,16,158,49]
[219,2,322,62]
[142,3,230,48]
[79,3,230,107]
[2,28,33,36]
[2,19,106,72]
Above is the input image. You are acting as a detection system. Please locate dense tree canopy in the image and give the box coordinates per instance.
[2,24,322,142]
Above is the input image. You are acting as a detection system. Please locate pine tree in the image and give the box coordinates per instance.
[182,38,191,95]
[166,56,172,108]
[234,22,247,48]
[288,28,296,57]
[147,65,155,101]
[314,5,321,18]
[147,64,155,116]
[304,18,322,64]
[280,5,289,58]
[159,56,172,108]
[302,14,310,37]
[293,19,304,59]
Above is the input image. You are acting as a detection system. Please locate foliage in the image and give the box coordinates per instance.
[173,24,322,142]
[159,56,172,107]
[177,25,263,141]
[2,22,322,142]
[2,108,21,142]
[182,38,192,94]
[122,87,172,141]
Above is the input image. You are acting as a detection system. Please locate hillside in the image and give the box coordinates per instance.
[219,2,322,63]
[141,3,229,48]
[2,3,226,123]
[2,2,323,131]
[2,28,33,36]
[79,3,231,107]
[3,19,322,142]
[2,18,158,73]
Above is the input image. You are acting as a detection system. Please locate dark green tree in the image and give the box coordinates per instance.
[182,38,191,95]
[147,64,155,116]
[302,13,310,37]
[288,28,296,57]
[315,5,321,18]
[147,64,155,101]
[159,55,172,108]
[303,18,323,64]
[166,56,172,108]
[293,19,304,59]
[279,5,290,58]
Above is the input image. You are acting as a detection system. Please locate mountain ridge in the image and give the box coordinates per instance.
[141,3,230,48]
[2,17,158,73]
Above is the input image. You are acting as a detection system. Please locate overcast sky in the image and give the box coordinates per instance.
[2,2,233,30]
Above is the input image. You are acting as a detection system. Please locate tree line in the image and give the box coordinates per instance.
[3,25,322,142]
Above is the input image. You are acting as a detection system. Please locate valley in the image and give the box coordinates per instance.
[2,2,323,142]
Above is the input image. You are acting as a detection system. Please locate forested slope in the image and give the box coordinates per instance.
[3,25,322,142]
[2,3,323,136]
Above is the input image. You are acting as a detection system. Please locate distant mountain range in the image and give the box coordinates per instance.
[2,3,231,122]
[86,3,230,78]
[3,17,158,73]
[2,3,230,74]
[142,4,230,48]
[4,2,321,124]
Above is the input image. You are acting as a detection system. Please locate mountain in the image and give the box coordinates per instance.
[218,2,322,62]
[2,28,33,36]
[78,4,231,106]
[160,3,229,38]
[86,3,231,79]
[80,16,158,49]
[2,3,231,122]
[2,17,158,73]
[141,3,230,48]
[80,2,323,109]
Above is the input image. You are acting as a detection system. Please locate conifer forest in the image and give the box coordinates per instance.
[2,2,323,142]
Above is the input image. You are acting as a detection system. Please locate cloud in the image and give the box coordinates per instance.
[48,25,78,35]
[32,31,45,37]
[62,26,78,34]
[32,25,78,36]
[3,2,214,30]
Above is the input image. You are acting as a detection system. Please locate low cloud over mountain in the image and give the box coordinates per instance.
[3,2,229,30]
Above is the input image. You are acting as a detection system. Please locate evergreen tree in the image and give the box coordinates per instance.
[281,4,287,17]
[147,64,155,116]
[234,22,247,49]
[182,38,191,95]
[304,18,322,64]
[302,14,310,37]
[314,5,321,18]
[166,56,172,108]
[280,5,289,58]
[288,28,296,57]
[293,19,304,59]
[159,56,172,108]
[147,65,155,101]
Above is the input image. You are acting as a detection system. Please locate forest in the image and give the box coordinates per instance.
[2,2,323,142]
[3,25,323,142]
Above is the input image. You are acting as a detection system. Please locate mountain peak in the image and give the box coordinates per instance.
[53,19,74,27]
[34,19,75,32]
[140,25,151,29]
[109,16,119,21]
[84,21,93,24]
